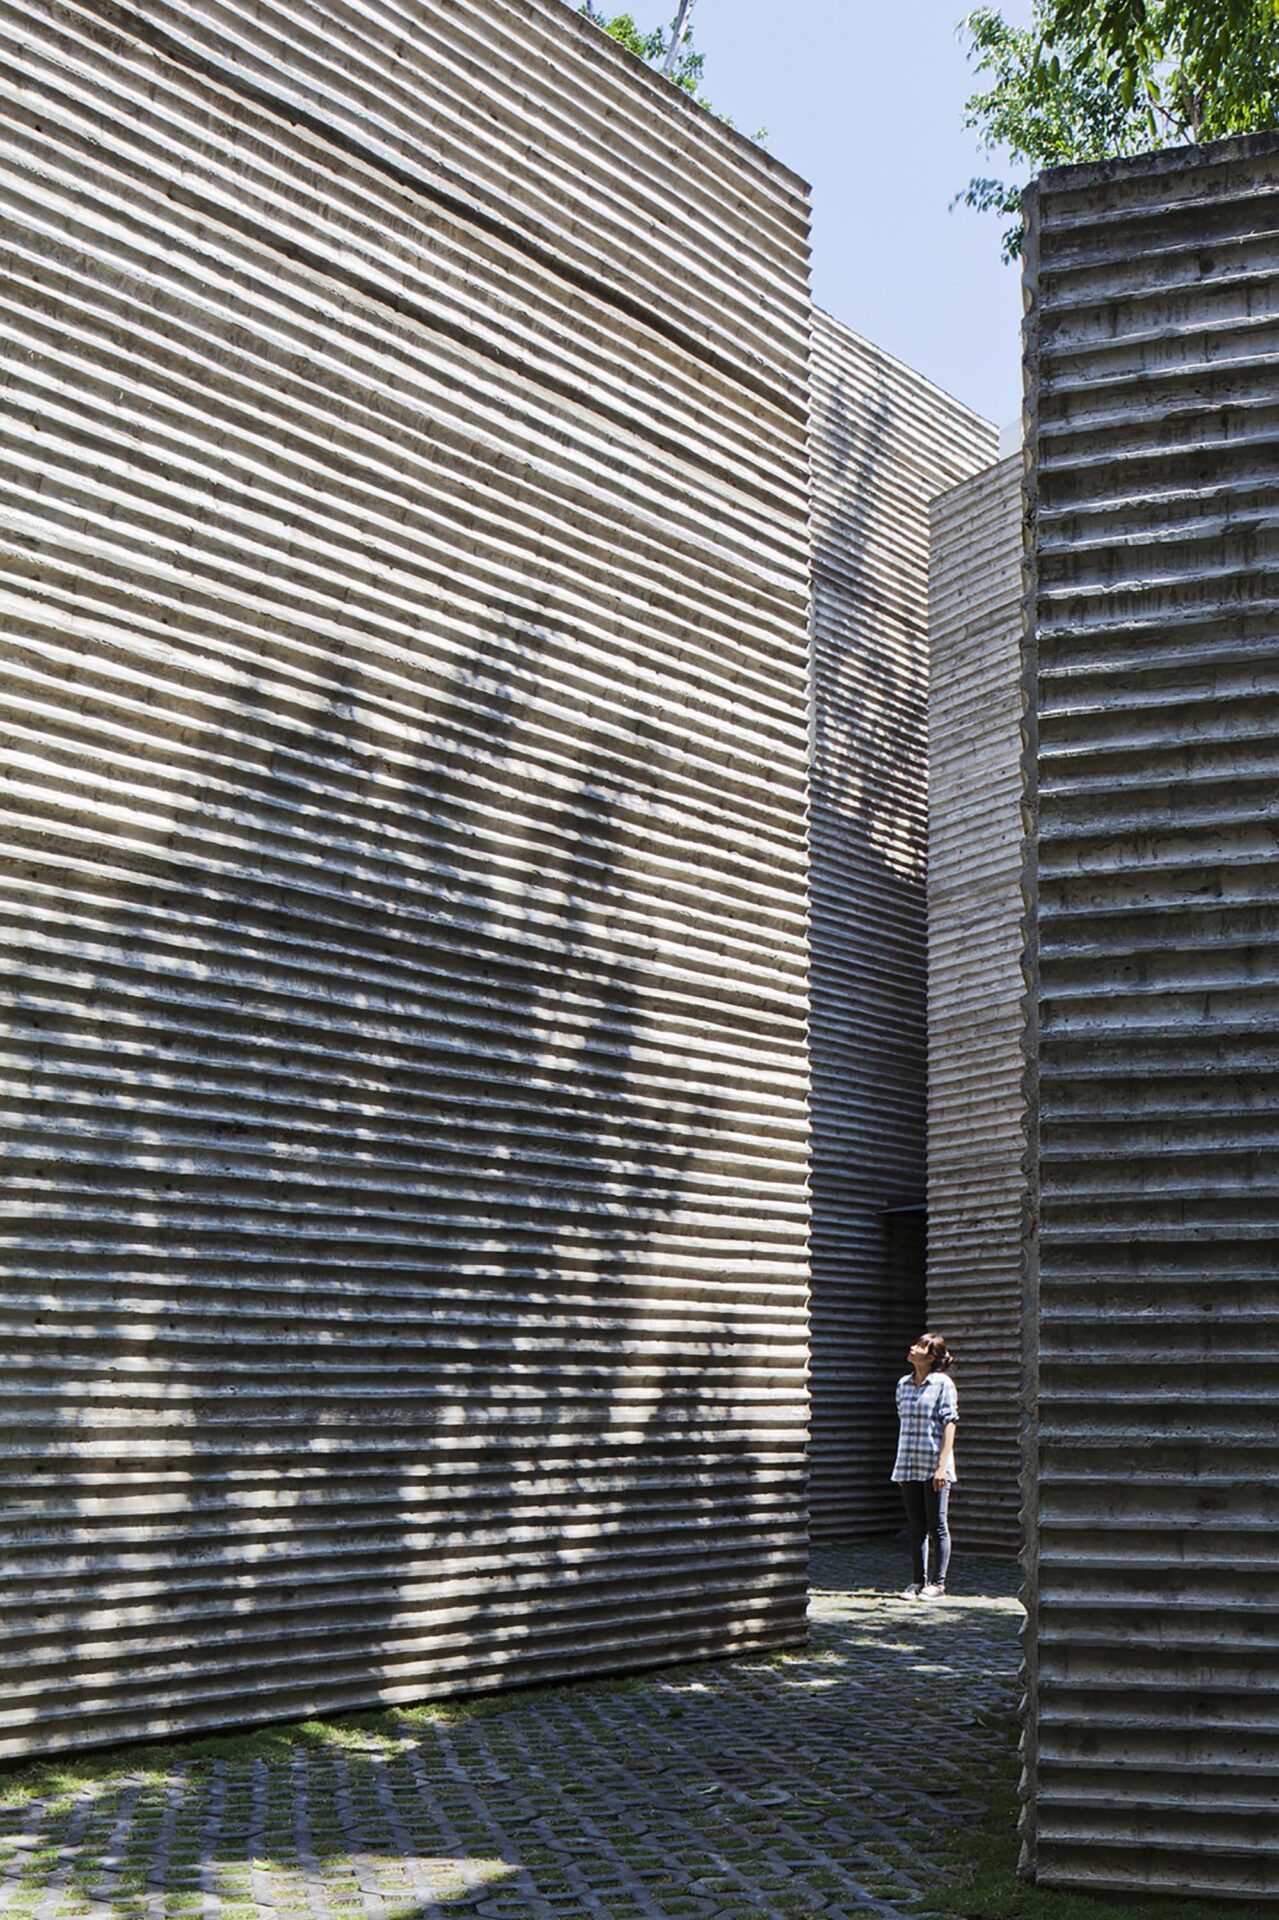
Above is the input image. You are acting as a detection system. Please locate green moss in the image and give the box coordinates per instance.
[0,1668,696,1814]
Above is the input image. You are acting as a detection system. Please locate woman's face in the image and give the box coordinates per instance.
[908,1336,933,1370]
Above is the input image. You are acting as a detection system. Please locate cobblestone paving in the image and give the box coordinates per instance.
[0,1543,1023,1920]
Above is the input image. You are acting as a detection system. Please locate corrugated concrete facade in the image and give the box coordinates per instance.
[807,314,994,1538]
[1022,133,1279,1898]
[927,456,1023,1553]
[0,0,815,1754]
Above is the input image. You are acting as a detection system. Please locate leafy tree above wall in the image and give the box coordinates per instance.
[959,0,1279,257]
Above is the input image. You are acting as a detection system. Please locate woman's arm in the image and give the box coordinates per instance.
[933,1420,957,1491]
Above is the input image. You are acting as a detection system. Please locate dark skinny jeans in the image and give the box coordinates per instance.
[900,1480,951,1590]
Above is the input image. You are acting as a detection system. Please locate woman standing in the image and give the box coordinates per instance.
[891,1332,958,1600]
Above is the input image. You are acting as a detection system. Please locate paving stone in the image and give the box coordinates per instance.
[0,1544,1021,1920]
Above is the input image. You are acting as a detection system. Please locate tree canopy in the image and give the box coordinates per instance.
[1043,0,1276,102]
[579,6,707,98]
[961,0,1279,258]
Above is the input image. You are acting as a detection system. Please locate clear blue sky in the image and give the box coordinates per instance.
[690,0,1036,430]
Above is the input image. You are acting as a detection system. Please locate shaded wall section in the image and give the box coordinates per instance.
[1021,132,1279,1898]
[0,0,815,1755]
[807,313,994,1539]
[927,455,1024,1553]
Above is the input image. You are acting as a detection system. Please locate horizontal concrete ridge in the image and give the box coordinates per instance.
[806,311,994,1539]
[0,0,815,1752]
[70,0,812,412]
[927,454,1024,1555]
[1022,134,1279,1900]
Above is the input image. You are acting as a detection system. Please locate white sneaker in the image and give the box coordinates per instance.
[920,1583,946,1600]
[900,1584,922,1599]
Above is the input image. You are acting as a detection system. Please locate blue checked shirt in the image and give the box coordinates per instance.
[892,1372,959,1483]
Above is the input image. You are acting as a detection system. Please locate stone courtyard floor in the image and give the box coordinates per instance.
[0,1543,1023,1920]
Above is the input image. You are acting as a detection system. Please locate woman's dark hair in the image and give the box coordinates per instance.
[919,1331,954,1374]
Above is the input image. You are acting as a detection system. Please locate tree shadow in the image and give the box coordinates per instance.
[0,1543,1024,1917]
[5,573,804,1747]
[0,15,810,1759]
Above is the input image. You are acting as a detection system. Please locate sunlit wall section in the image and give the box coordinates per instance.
[0,0,815,1753]
[807,313,995,1538]
[1022,132,1279,1897]
[927,454,1024,1553]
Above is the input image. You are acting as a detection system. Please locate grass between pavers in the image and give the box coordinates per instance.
[0,1713,404,1811]
[919,1713,1277,1920]
[0,1651,790,1811]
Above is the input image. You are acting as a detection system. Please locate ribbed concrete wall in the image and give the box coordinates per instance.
[0,0,815,1755]
[927,456,1023,1553]
[807,313,994,1538]
[1022,132,1279,1898]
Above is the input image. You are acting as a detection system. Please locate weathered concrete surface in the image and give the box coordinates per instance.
[927,456,1024,1554]
[807,315,995,1539]
[1022,131,1279,1898]
[0,0,814,1753]
[0,1543,1024,1919]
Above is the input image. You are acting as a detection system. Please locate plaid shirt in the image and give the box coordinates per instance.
[891,1372,959,1483]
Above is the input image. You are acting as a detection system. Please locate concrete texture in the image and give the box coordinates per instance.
[0,1543,1023,1920]
[0,0,813,1752]
[926,457,1024,1554]
[807,315,995,1540]
[1021,131,1279,1898]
